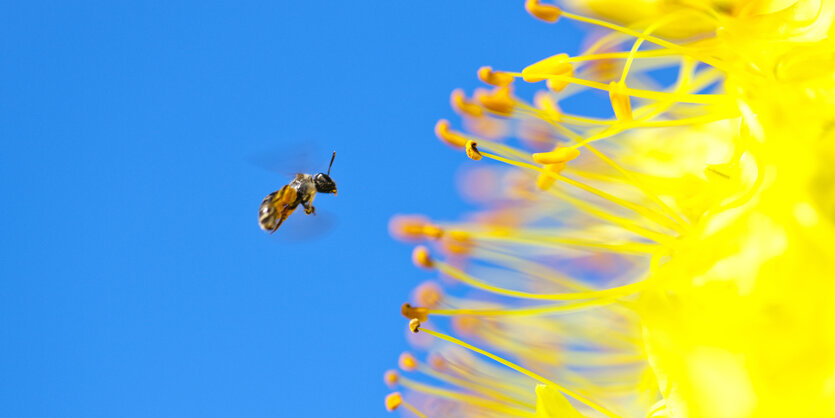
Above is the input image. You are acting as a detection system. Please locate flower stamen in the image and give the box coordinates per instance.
[413,325,620,417]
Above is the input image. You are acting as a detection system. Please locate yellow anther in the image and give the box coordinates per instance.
[384,369,399,388]
[414,281,443,308]
[608,81,633,122]
[444,230,473,254]
[474,86,515,116]
[522,53,572,83]
[384,392,403,412]
[534,91,562,122]
[401,303,429,322]
[434,119,468,148]
[546,68,573,92]
[409,318,422,334]
[477,66,514,87]
[525,0,562,23]
[532,148,580,164]
[536,163,566,190]
[465,140,483,161]
[421,224,443,240]
[389,214,428,242]
[412,246,434,269]
[399,352,418,371]
[449,230,471,241]
[450,88,483,117]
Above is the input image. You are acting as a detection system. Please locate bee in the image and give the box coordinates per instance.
[258,152,338,233]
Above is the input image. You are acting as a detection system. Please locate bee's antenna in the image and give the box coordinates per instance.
[327,151,336,176]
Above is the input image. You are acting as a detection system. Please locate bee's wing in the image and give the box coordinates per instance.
[247,142,320,177]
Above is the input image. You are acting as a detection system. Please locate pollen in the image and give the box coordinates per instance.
[401,303,429,322]
[450,88,483,117]
[408,318,421,334]
[465,140,483,161]
[474,86,515,116]
[478,66,514,87]
[411,246,433,269]
[383,369,399,388]
[524,0,562,23]
[434,119,468,148]
[522,53,572,83]
[384,392,402,412]
[608,81,633,122]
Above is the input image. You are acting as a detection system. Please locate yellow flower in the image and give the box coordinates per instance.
[384,0,835,416]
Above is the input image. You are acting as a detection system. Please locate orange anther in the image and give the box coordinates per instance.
[609,81,633,122]
[477,66,514,87]
[435,119,468,148]
[450,88,483,117]
[413,281,443,308]
[452,315,480,335]
[465,140,483,161]
[401,303,429,322]
[388,214,428,242]
[525,0,562,23]
[384,370,399,388]
[399,352,418,371]
[532,147,580,164]
[522,53,572,83]
[428,353,446,371]
[444,230,473,255]
[422,224,443,240]
[412,246,434,269]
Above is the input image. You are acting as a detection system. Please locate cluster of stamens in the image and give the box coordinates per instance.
[383,1,750,415]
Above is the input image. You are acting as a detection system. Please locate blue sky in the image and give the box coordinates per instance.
[0,2,583,416]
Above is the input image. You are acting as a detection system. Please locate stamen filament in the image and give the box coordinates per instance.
[506,71,728,104]
[559,11,730,73]
[476,147,684,233]
[435,260,649,301]
[418,327,620,417]
[546,187,677,245]
[566,48,679,63]
[401,401,427,418]
[584,145,691,231]
[474,231,660,255]
[399,375,536,417]
[427,298,619,317]
[416,363,536,410]
[620,13,685,84]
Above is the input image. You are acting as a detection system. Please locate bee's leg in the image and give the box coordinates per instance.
[302,200,316,215]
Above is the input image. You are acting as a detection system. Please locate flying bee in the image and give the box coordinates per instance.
[258,151,338,233]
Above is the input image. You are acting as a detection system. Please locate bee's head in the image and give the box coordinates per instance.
[314,173,337,195]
